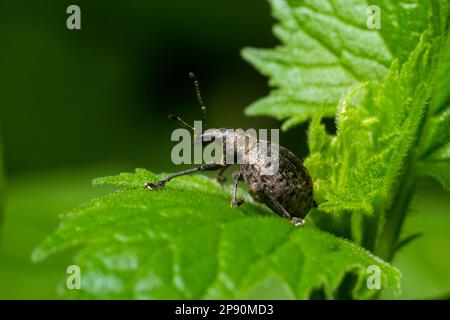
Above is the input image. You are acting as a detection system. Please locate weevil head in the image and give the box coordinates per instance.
[195,128,255,149]
[196,129,260,167]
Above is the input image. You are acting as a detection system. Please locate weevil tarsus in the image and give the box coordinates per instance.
[267,193,304,227]
[231,171,244,207]
[291,217,305,227]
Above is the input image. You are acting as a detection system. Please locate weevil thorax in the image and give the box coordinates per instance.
[198,128,257,161]
[226,129,258,161]
[198,128,278,174]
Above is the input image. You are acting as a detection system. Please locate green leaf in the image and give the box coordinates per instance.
[307,33,434,214]
[242,0,432,129]
[33,169,399,299]
[304,18,445,259]
[304,0,450,261]
[418,161,450,190]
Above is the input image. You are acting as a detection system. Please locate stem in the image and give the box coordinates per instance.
[362,214,380,252]
[375,154,418,261]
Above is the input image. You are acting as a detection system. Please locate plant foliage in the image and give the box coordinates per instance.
[33,170,399,299]
[33,0,450,299]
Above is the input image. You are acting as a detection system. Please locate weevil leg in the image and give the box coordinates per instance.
[215,166,229,183]
[267,194,304,227]
[231,171,244,207]
[144,163,227,189]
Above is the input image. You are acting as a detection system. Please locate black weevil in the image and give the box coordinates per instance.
[145,73,317,226]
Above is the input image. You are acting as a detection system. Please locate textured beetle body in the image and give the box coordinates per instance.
[240,145,315,220]
[199,129,316,219]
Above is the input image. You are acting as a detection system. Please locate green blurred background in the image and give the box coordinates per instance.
[0,0,448,299]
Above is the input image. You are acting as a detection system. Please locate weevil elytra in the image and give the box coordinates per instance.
[144,73,317,227]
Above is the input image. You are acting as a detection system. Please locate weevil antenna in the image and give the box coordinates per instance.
[168,114,195,131]
[188,72,206,131]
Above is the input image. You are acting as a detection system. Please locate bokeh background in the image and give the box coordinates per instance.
[0,0,449,299]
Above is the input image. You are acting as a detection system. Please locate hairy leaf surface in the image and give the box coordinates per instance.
[243,0,433,129]
[33,169,399,299]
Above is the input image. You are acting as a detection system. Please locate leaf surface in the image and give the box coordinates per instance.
[33,169,400,299]
[243,0,432,129]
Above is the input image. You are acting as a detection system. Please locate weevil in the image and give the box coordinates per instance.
[144,73,317,226]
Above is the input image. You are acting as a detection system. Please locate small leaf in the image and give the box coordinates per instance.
[394,233,423,253]
[419,109,450,159]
